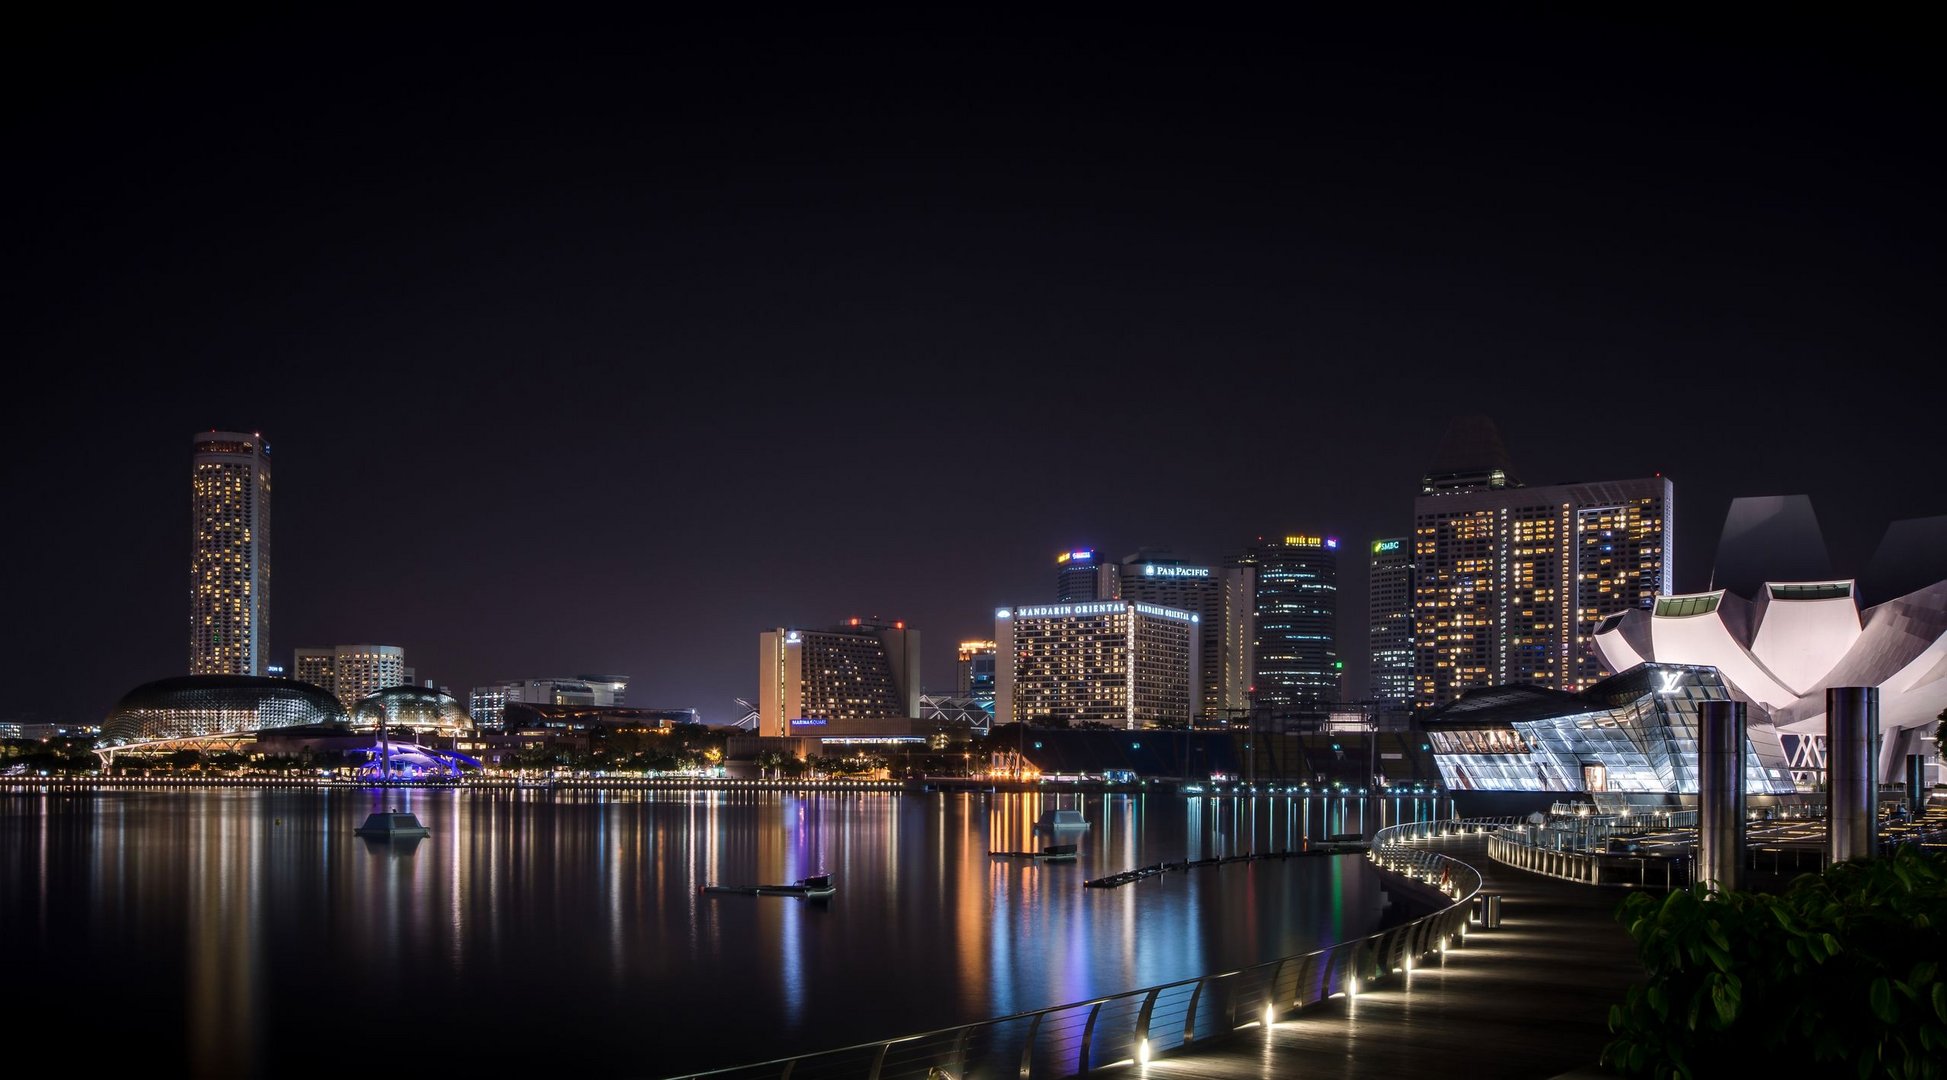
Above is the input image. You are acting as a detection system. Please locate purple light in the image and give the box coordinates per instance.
[1325,538,1339,549]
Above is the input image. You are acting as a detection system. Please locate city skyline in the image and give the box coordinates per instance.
[6,12,1939,725]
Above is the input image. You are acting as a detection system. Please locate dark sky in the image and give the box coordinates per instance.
[5,11,1940,725]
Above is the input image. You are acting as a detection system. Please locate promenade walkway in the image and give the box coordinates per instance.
[1145,835,1643,1080]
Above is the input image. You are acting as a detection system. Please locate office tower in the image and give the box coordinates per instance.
[190,431,271,676]
[1243,534,1341,709]
[293,643,406,709]
[1118,550,1248,721]
[994,601,1198,729]
[1413,416,1672,708]
[1368,538,1416,710]
[757,620,921,736]
[1055,549,1120,601]
[955,641,998,702]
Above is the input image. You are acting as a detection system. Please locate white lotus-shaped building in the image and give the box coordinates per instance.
[1593,579,1947,782]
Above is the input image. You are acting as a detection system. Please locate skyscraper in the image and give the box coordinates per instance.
[190,431,271,676]
[1244,535,1341,709]
[1117,550,1252,722]
[1412,417,1672,708]
[1368,538,1415,711]
[956,640,998,702]
[1055,549,1119,601]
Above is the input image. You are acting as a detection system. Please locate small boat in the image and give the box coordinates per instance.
[355,809,429,838]
[1036,843,1078,861]
[1035,809,1090,833]
[702,873,836,899]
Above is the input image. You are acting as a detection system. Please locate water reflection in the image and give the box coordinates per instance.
[2,787,1440,1077]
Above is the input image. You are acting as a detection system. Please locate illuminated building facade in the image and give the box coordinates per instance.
[956,641,997,702]
[190,431,271,676]
[102,675,346,744]
[1426,663,1795,796]
[467,675,631,730]
[1242,535,1340,709]
[349,685,471,735]
[1369,538,1416,710]
[1412,475,1671,708]
[1055,549,1120,602]
[1595,575,1947,785]
[1118,552,1254,721]
[293,644,406,709]
[757,620,922,737]
[994,601,1198,729]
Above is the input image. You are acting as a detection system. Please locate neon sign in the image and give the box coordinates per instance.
[1142,565,1210,578]
[1373,539,1402,554]
[789,718,828,727]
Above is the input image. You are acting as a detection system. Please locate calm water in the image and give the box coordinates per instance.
[1,787,1436,1077]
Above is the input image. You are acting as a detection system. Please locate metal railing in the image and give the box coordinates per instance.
[1487,824,1692,888]
[671,823,1486,1080]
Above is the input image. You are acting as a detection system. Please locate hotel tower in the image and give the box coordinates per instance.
[190,430,271,676]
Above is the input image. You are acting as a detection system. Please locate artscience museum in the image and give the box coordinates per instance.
[1427,504,1945,797]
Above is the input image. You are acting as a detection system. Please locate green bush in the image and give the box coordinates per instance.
[1604,847,1947,1079]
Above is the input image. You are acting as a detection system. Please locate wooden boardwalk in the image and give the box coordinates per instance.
[1144,835,1643,1080]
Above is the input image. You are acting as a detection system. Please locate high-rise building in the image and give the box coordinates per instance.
[1243,534,1341,709]
[1055,549,1120,602]
[1412,417,1672,708]
[190,431,271,676]
[292,648,334,692]
[1368,538,1416,710]
[1117,551,1251,722]
[757,620,921,737]
[955,641,997,702]
[1216,559,1257,720]
[994,601,1198,729]
[293,644,406,709]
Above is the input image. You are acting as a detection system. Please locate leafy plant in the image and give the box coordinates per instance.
[1604,847,1947,1079]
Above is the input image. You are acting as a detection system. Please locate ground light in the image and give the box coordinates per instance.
[1137,1038,1150,1065]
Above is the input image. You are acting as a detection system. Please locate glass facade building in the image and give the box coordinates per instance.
[1368,537,1415,710]
[1242,535,1340,709]
[1054,549,1118,602]
[103,675,347,743]
[1426,663,1795,795]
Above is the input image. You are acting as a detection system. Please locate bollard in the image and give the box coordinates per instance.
[1697,700,1746,893]
[1479,893,1502,929]
[1826,688,1879,863]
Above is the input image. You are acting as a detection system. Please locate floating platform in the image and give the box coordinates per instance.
[1083,845,1366,889]
[702,874,835,899]
[354,810,429,839]
[990,843,1079,861]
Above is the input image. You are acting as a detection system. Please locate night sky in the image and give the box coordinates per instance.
[6,11,1939,725]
